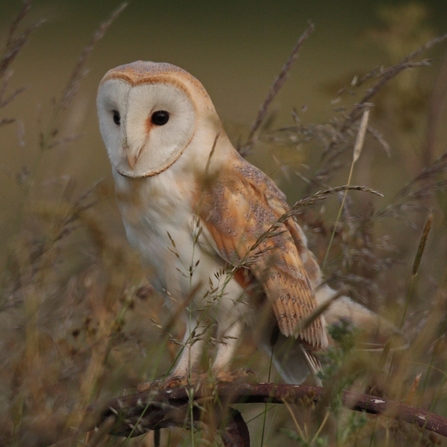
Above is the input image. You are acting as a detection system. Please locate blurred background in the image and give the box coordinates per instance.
[1,1,447,445]
[1,0,447,241]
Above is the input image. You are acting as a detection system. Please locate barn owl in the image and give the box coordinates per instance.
[97,61,400,385]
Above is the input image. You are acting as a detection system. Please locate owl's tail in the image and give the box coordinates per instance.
[261,285,406,385]
[263,333,323,385]
[316,284,407,351]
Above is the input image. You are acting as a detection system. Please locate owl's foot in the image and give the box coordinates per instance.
[136,382,152,392]
[136,369,255,393]
[214,368,256,383]
[136,375,190,393]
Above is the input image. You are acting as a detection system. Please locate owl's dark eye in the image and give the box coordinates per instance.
[151,110,170,126]
[112,110,121,125]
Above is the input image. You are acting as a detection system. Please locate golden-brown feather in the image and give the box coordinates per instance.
[197,151,327,350]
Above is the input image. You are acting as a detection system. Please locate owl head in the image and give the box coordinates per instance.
[97,61,222,178]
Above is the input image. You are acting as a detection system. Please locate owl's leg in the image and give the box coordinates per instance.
[170,317,206,380]
[211,320,247,382]
[138,318,207,391]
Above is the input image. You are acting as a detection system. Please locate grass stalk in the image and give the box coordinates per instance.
[400,212,432,329]
[322,107,370,269]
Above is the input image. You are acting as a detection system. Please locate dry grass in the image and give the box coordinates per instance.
[1,1,447,446]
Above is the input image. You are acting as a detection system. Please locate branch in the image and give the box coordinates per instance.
[96,382,447,445]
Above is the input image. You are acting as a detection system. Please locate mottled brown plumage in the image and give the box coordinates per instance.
[198,151,327,350]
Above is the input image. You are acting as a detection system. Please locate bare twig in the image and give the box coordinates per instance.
[321,33,447,160]
[0,1,45,79]
[59,2,128,110]
[376,149,447,220]
[422,53,447,165]
[239,22,314,156]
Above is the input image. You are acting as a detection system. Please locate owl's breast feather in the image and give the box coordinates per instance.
[112,168,247,318]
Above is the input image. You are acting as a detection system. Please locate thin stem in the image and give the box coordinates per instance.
[322,108,369,270]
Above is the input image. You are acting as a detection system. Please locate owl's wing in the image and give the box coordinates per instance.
[197,155,327,350]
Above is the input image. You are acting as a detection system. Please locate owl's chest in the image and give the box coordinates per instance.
[113,171,220,297]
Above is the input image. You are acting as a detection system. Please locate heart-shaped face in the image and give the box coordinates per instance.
[97,62,200,178]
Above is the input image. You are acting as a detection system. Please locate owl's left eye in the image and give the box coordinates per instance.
[112,110,121,125]
[151,110,170,126]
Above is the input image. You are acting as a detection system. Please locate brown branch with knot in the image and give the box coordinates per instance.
[95,382,447,446]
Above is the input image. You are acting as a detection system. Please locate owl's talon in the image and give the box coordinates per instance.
[136,375,190,393]
[136,381,152,393]
[215,368,257,383]
[164,375,190,388]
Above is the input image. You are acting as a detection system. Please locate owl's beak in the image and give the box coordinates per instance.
[122,114,147,169]
[123,142,143,170]
[127,152,138,169]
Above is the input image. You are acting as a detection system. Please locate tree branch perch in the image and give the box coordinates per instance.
[96,382,447,446]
